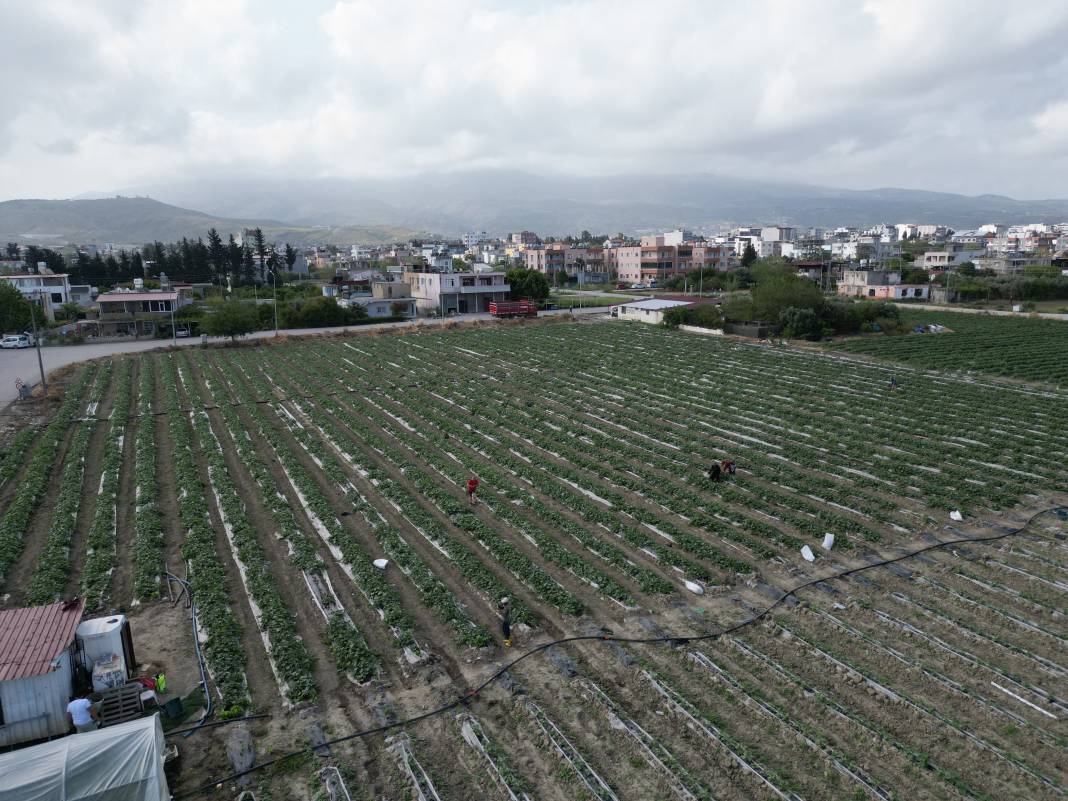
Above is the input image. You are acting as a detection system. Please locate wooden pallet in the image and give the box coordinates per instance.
[98,684,144,727]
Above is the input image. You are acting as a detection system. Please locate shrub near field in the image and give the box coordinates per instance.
[826,310,1068,385]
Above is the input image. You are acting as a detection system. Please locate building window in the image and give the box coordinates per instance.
[51,293,63,304]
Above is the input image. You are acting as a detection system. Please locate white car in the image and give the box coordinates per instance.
[1,334,31,349]
[631,283,647,290]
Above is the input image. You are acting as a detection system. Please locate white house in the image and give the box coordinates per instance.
[0,599,86,747]
[611,298,693,324]
[1,273,73,322]
[404,268,510,315]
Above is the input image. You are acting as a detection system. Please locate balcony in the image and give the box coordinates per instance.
[458,283,510,294]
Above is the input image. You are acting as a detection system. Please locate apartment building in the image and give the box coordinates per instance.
[615,237,732,284]
[1,273,73,322]
[837,269,929,300]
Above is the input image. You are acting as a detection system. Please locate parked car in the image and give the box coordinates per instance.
[1,334,31,349]
[631,283,647,290]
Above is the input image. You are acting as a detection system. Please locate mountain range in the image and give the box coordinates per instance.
[5,171,1068,247]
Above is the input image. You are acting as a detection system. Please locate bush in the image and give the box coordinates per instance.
[661,304,724,329]
[281,297,368,328]
[779,307,823,340]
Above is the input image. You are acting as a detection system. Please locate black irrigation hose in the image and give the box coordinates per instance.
[165,714,271,737]
[172,504,1066,799]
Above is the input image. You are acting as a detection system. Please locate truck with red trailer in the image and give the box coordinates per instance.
[488,299,539,318]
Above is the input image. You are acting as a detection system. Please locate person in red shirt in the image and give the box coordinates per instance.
[466,477,480,505]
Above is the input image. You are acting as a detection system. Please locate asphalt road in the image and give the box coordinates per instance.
[0,307,608,405]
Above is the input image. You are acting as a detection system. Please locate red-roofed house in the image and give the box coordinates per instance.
[0,599,85,746]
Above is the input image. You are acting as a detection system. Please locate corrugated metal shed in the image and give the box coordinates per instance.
[0,599,85,682]
[96,292,178,303]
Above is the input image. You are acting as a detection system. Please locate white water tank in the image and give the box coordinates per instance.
[77,615,129,677]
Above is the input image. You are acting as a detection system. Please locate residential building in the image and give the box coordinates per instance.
[404,267,511,315]
[973,253,1053,276]
[837,269,929,300]
[661,229,694,246]
[462,231,488,247]
[350,280,416,318]
[921,246,975,270]
[611,298,693,324]
[524,245,566,275]
[95,284,193,337]
[615,240,732,284]
[0,273,73,322]
[760,226,797,243]
[510,231,539,245]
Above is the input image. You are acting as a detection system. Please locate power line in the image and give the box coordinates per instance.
[171,504,1066,799]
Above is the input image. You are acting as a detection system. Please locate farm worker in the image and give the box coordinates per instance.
[67,690,99,734]
[466,477,480,505]
[498,597,512,647]
[724,459,737,476]
[889,376,900,391]
[707,463,721,482]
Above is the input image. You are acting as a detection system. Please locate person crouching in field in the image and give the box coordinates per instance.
[466,476,480,505]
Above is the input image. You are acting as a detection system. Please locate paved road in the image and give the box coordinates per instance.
[0,307,608,405]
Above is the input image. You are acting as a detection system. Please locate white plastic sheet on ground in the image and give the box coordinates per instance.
[800,545,816,562]
[683,580,704,595]
[0,714,168,801]
[950,510,964,522]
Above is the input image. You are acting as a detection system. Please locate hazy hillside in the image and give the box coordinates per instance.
[0,197,428,247]
[120,171,1068,235]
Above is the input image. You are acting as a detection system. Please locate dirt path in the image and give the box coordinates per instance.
[110,361,139,607]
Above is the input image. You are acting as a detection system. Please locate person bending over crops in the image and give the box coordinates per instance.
[498,597,512,647]
[466,476,480,505]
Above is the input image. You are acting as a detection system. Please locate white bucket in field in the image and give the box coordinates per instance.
[373,559,389,570]
[822,533,835,551]
[801,545,815,562]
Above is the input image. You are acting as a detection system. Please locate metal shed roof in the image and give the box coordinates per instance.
[0,598,84,682]
[96,292,178,302]
[618,298,693,311]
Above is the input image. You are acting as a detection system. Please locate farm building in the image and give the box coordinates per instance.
[0,599,85,746]
[611,298,693,324]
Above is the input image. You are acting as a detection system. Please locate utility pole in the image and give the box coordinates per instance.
[30,291,46,392]
[268,269,278,336]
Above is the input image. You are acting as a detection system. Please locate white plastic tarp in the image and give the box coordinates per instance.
[0,714,169,801]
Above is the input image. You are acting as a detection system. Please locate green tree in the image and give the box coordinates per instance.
[251,228,267,282]
[0,282,38,332]
[5,243,17,260]
[779,307,824,340]
[202,299,259,342]
[283,244,297,272]
[750,256,794,284]
[58,301,82,321]
[751,276,824,322]
[207,228,226,280]
[506,268,550,301]
[741,242,758,268]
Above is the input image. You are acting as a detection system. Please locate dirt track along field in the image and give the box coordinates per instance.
[1,319,1066,800]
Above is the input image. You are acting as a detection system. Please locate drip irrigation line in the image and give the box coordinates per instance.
[164,714,270,737]
[172,504,1066,800]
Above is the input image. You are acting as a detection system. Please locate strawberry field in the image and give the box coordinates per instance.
[0,319,1065,800]
[826,310,1068,386]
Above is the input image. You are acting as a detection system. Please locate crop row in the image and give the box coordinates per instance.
[158,355,249,712]
[22,363,113,604]
[188,350,380,683]
[0,366,95,590]
[82,360,133,609]
[133,360,163,600]
[178,357,317,703]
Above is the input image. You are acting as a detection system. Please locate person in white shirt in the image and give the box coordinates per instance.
[66,691,99,733]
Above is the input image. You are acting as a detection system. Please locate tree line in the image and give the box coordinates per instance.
[5,229,299,288]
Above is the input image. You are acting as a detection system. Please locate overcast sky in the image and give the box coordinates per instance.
[2,0,1067,200]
